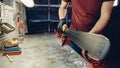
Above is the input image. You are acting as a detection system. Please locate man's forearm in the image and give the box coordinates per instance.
[59,6,67,19]
[89,1,114,34]
[58,0,68,19]
[89,15,110,34]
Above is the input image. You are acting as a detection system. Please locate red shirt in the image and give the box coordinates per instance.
[63,0,114,32]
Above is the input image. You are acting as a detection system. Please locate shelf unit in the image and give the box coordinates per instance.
[0,1,17,49]
[26,0,71,33]
[0,0,27,49]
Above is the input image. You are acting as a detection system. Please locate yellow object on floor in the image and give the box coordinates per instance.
[5,40,18,45]
[1,39,19,50]
[6,54,13,62]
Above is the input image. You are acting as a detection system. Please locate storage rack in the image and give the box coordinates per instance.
[26,0,71,33]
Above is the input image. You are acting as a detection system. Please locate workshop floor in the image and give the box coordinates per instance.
[0,33,89,68]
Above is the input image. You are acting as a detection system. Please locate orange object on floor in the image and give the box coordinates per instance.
[3,51,21,56]
[54,29,71,45]
[82,51,107,68]
[3,47,22,56]
[54,29,62,38]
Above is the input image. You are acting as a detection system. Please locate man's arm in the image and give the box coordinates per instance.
[57,0,69,32]
[59,0,69,19]
[89,1,114,34]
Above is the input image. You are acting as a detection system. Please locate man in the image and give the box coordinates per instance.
[55,0,114,68]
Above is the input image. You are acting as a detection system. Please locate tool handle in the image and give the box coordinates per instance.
[6,54,13,62]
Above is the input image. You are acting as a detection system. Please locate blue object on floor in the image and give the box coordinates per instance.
[4,47,20,52]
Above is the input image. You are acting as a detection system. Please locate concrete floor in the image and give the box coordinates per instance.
[0,33,89,68]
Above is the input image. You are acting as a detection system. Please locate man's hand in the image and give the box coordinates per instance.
[57,18,66,32]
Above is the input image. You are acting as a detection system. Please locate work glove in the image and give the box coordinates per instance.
[56,18,71,46]
[57,18,66,32]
